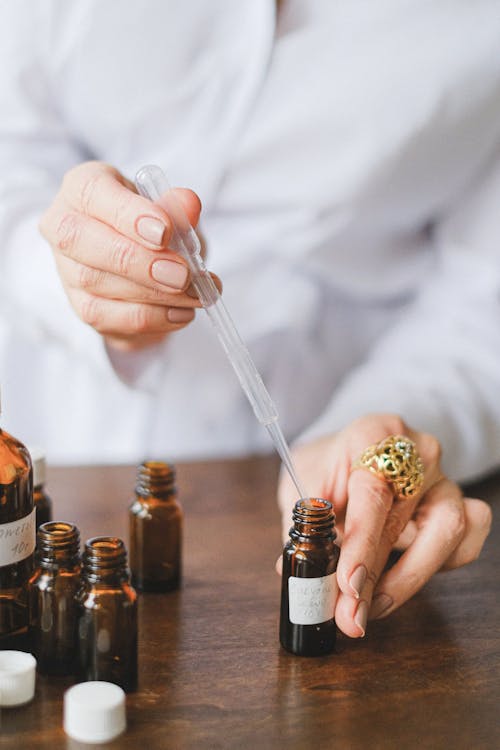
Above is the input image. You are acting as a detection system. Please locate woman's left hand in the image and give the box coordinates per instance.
[277,414,492,638]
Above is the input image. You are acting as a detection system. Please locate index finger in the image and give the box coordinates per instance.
[63,163,173,249]
[337,469,397,599]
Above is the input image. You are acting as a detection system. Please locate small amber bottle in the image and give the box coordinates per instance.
[280,498,340,657]
[77,537,138,692]
[28,522,81,675]
[0,404,34,648]
[31,449,53,529]
[129,461,182,592]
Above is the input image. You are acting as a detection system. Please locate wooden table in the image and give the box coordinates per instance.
[0,456,498,749]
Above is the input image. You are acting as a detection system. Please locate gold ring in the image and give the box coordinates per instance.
[351,435,424,500]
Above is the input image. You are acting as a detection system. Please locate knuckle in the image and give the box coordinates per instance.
[110,235,136,276]
[148,285,168,302]
[363,480,393,514]
[128,305,151,334]
[79,295,101,328]
[63,160,105,196]
[77,264,103,291]
[113,192,134,230]
[472,500,493,536]
[420,434,442,466]
[383,513,405,548]
[55,212,81,254]
[383,414,407,436]
[441,501,466,544]
[365,567,379,587]
[79,169,104,215]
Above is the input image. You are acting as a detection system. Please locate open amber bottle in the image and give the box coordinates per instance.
[129,461,182,592]
[28,521,81,675]
[77,537,138,692]
[280,498,340,656]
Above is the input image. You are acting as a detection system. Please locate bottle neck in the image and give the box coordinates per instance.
[36,521,80,569]
[135,460,176,499]
[289,498,336,542]
[82,537,129,584]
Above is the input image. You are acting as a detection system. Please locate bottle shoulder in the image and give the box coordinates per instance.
[29,567,80,593]
[283,538,340,577]
[78,580,137,602]
[129,496,182,520]
[0,429,31,483]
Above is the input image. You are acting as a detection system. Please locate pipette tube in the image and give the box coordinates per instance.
[135,165,307,499]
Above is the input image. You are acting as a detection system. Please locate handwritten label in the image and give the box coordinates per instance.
[0,509,36,567]
[288,572,339,625]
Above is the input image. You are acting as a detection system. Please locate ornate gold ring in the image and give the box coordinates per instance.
[351,435,424,501]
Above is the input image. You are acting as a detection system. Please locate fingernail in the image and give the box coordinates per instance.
[167,307,195,324]
[152,260,189,290]
[348,565,367,598]
[354,600,368,637]
[370,593,393,620]
[137,216,166,246]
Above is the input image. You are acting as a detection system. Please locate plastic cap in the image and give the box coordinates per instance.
[0,651,36,707]
[28,447,47,486]
[64,681,127,744]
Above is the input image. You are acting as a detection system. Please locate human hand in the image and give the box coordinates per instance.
[277,414,492,638]
[40,161,221,351]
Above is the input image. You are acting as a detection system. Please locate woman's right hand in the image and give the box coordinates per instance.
[39,161,220,351]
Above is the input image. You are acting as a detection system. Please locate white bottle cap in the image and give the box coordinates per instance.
[64,681,127,744]
[28,446,47,486]
[0,651,37,707]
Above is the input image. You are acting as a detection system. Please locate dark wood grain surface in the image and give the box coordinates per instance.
[0,456,498,750]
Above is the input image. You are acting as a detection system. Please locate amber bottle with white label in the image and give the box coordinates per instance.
[0,409,34,648]
[279,498,340,656]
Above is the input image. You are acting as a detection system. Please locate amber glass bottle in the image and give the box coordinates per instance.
[129,461,182,592]
[0,413,34,648]
[31,450,52,529]
[280,498,340,656]
[28,522,80,675]
[77,537,138,692]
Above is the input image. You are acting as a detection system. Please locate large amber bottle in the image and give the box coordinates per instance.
[0,407,34,647]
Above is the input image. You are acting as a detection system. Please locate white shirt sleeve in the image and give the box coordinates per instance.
[299,147,500,483]
[0,3,146,376]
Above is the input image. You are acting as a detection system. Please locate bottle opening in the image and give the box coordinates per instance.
[142,460,174,473]
[136,460,176,496]
[291,497,336,539]
[83,537,128,577]
[300,498,331,511]
[87,537,124,553]
[40,521,75,536]
[36,521,80,562]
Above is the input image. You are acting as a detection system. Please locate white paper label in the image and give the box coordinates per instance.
[0,509,36,567]
[288,572,339,625]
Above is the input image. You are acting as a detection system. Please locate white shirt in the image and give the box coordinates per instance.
[1,0,500,480]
